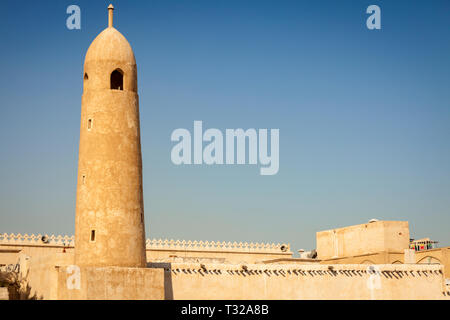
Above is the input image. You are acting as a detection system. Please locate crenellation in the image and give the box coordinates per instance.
[0,233,290,257]
[0,233,75,247]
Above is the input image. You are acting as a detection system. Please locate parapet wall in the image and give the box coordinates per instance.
[149,262,449,300]
[0,233,293,266]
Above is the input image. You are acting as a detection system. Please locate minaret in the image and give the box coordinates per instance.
[74,4,146,267]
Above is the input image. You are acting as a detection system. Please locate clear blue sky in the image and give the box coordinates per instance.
[0,0,449,253]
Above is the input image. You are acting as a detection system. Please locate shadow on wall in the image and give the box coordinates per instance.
[147,262,173,300]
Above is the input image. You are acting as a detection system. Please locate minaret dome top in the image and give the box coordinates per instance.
[84,4,136,65]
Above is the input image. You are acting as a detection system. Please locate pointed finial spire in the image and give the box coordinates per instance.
[108,4,114,28]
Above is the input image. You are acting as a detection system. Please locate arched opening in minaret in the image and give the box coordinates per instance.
[110,69,123,90]
[84,73,88,80]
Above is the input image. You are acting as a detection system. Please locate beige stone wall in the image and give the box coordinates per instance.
[147,249,292,264]
[316,221,410,260]
[2,223,448,299]
[319,247,450,280]
[10,251,450,300]
[260,258,320,265]
[0,234,292,266]
[320,251,404,265]
[25,252,74,300]
[0,245,74,265]
[0,249,22,266]
[0,243,292,266]
[150,262,448,300]
[57,266,164,300]
[416,247,450,279]
[19,252,163,300]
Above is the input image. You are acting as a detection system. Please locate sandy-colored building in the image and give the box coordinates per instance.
[316,220,450,279]
[0,231,448,300]
[316,220,410,260]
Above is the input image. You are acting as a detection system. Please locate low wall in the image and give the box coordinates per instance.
[320,251,405,265]
[57,266,164,300]
[25,252,74,299]
[320,248,450,279]
[149,263,449,300]
[13,255,450,300]
[416,247,450,278]
[21,252,164,300]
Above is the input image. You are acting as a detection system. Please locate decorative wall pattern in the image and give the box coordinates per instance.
[0,233,291,254]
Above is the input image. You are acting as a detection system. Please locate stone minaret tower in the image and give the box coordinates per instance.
[75,4,146,267]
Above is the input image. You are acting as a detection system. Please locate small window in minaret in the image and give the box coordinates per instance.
[84,73,88,81]
[110,69,123,90]
[90,230,96,242]
[87,118,92,131]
